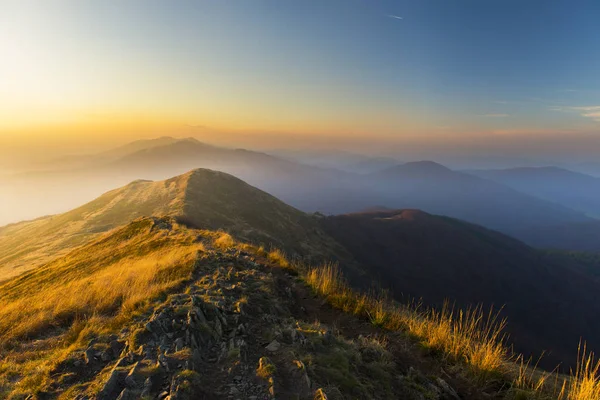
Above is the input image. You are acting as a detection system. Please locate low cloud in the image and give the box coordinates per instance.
[551,105,600,122]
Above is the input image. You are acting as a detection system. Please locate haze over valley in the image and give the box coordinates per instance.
[2,1,600,399]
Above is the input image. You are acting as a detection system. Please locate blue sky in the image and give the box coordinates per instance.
[1,0,599,155]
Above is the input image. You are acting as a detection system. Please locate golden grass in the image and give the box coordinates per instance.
[0,219,204,398]
[213,232,235,249]
[513,353,555,395]
[267,248,290,269]
[302,263,600,399]
[2,222,600,400]
[256,356,277,379]
[556,342,600,400]
[305,264,508,379]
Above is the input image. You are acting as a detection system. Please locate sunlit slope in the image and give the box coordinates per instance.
[0,169,350,280]
[0,217,202,344]
[0,175,187,279]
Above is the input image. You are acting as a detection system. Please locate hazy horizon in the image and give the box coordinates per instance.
[2,0,599,165]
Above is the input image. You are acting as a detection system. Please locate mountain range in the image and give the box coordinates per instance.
[2,168,600,371]
[3,137,600,253]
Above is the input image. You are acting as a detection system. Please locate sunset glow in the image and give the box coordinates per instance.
[1,0,598,156]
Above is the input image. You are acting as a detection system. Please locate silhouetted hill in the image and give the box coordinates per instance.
[320,209,600,368]
[468,166,600,217]
[367,161,591,236]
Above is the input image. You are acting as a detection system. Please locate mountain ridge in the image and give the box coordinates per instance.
[0,168,354,281]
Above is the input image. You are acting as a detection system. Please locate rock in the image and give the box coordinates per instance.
[97,369,126,400]
[157,391,169,399]
[100,351,113,362]
[190,334,199,350]
[84,346,95,364]
[110,340,126,357]
[141,377,153,397]
[158,353,170,372]
[113,357,130,369]
[265,340,281,352]
[436,378,461,400]
[124,361,143,388]
[115,388,139,400]
[174,337,185,352]
[168,371,205,399]
[237,324,247,335]
[290,360,311,398]
[213,318,223,338]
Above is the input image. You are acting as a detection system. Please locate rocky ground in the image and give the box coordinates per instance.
[35,241,491,400]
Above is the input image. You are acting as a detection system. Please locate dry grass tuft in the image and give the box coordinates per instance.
[556,342,600,400]
[267,248,290,269]
[256,357,277,379]
[305,264,508,381]
[302,263,600,399]
[213,232,235,249]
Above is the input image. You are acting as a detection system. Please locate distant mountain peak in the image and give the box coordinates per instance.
[401,160,452,171]
[375,160,453,177]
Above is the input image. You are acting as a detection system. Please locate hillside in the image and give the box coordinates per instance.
[0,217,493,399]
[468,166,600,217]
[320,209,600,368]
[0,169,351,281]
[513,220,600,252]
[2,173,600,398]
[2,217,594,400]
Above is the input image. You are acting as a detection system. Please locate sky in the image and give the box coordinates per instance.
[1,0,600,160]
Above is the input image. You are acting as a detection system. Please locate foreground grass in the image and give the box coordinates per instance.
[2,219,599,400]
[0,218,204,398]
[302,263,600,400]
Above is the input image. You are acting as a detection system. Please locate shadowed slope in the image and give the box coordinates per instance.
[320,209,600,368]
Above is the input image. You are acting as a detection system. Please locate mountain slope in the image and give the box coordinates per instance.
[0,217,504,400]
[0,169,351,281]
[320,209,600,368]
[367,161,591,235]
[468,166,600,217]
[513,219,600,251]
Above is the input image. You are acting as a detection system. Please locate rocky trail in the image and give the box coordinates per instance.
[39,242,495,400]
